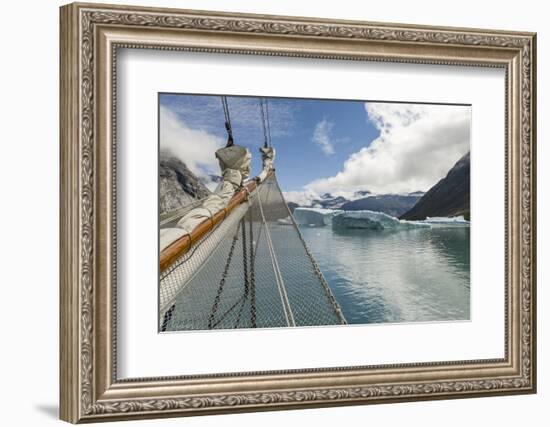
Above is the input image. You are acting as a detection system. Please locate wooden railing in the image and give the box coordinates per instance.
[160,176,266,272]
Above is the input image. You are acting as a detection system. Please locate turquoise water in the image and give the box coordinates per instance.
[299,225,470,324]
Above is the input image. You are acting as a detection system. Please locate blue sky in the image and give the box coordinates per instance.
[160,94,379,192]
[159,93,471,203]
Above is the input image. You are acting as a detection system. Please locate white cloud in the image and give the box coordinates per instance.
[312,119,335,155]
[159,106,224,178]
[282,189,320,207]
[160,95,297,146]
[305,102,470,195]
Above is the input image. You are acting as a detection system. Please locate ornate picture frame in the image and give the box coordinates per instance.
[60,2,536,423]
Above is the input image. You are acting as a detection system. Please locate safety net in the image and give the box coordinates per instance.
[159,173,347,331]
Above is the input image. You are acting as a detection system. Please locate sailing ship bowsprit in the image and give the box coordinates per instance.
[159,97,346,331]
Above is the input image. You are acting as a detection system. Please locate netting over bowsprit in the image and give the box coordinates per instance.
[159,174,347,331]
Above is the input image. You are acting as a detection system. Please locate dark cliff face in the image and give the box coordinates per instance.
[159,153,211,215]
[341,194,422,218]
[287,202,299,213]
[310,194,349,209]
[400,151,470,221]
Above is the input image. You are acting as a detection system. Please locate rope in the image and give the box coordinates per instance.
[258,98,273,148]
[257,185,295,327]
[160,173,348,330]
[159,197,208,227]
[273,176,347,324]
[251,181,272,263]
[265,98,272,147]
[259,98,268,148]
[221,96,234,146]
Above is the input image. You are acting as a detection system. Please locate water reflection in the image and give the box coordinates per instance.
[299,225,470,324]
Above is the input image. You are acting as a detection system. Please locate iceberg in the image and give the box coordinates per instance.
[332,210,430,230]
[420,215,470,227]
[293,207,335,227]
[423,215,469,224]
[291,208,467,231]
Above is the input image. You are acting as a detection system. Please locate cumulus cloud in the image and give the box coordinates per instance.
[312,119,335,155]
[159,105,224,178]
[305,102,471,195]
[282,189,320,207]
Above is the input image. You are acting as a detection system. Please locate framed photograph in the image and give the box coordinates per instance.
[60,2,537,423]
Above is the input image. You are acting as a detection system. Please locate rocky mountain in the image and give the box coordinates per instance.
[287,202,299,213]
[307,191,370,209]
[201,174,222,188]
[341,193,423,218]
[293,189,424,217]
[159,153,211,215]
[400,152,470,221]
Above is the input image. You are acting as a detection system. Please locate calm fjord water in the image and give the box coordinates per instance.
[299,225,471,324]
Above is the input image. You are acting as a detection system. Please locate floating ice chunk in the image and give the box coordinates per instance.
[423,215,469,224]
[419,215,470,227]
[332,210,430,230]
[293,207,335,226]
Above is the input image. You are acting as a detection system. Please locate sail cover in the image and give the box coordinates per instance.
[159,173,346,331]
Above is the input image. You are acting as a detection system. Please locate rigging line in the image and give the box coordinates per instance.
[257,185,296,327]
[159,196,208,227]
[221,96,234,146]
[265,98,272,147]
[273,175,347,324]
[258,98,268,148]
[251,181,273,263]
[221,96,230,123]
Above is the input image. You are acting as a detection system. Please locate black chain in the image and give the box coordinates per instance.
[208,216,254,329]
[207,221,240,329]
[249,208,257,327]
[231,218,250,328]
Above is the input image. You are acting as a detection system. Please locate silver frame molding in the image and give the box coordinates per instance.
[60,2,537,423]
